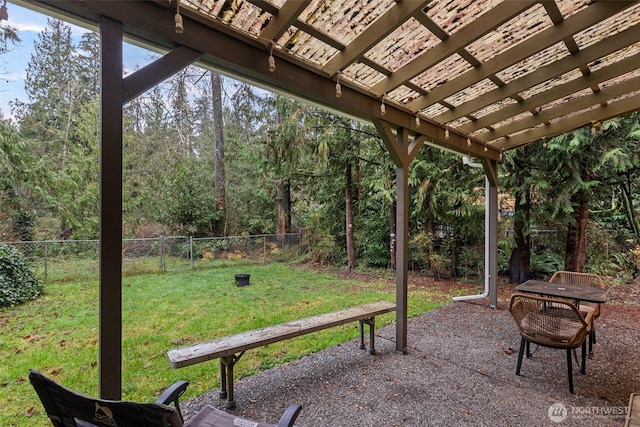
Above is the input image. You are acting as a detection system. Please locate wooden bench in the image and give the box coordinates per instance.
[167,301,396,409]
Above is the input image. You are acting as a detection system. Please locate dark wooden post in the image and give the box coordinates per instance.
[99,16,123,399]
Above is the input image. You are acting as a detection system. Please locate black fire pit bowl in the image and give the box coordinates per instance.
[234,274,250,287]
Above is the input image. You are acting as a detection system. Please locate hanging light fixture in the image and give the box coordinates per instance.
[174,0,184,34]
[415,113,420,127]
[268,42,276,72]
[444,129,449,140]
[380,95,386,116]
[467,137,471,147]
[335,72,342,98]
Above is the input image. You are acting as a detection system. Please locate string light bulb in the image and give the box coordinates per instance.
[467,137,471,147]
[268,42,277,72]
[444,129,449,140]
[415,113,420,127]
[484,145,488,152]
[380,95,386,116]
[0,0,8,21]
[174,1,184,34]
[335,72,342,98]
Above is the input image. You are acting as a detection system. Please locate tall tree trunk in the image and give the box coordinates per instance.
[355,160,362,217]
[345,163,356,269]
[211,73,227,234]
[509,184,531,284]
[450,234,460,278]
[277,179,291,247]
[565,190,590,272]
[620,175,640,241]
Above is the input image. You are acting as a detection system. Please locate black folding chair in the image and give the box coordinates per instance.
[29,369,301,427]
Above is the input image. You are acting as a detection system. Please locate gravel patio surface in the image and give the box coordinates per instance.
[181,295,639,426]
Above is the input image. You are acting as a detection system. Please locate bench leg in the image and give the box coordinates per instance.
[220,356,236,409]
[359,317,377,355]
[219,353,244,410]
[219,359,228,400]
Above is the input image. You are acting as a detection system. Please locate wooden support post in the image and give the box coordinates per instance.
[99,16,123,400]
[395,129,409,354]
[484,159,499,309]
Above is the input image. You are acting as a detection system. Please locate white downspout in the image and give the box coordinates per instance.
[453,156,490,301]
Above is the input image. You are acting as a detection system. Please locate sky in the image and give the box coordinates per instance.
[0,1,156,121]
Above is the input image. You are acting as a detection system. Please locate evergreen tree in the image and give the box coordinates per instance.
[17,18,77,156]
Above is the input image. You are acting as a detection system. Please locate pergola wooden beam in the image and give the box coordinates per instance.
[374,120,429,167]
[435,24,640,127]
[371,0,538,97]
[259,0,311,48]
[122,46,203,104]
[406,1,633,112]
[475,75,640,140]
[324,0,433,77]
[493,92,640,149]
[459,54,639,136]
[247,0,346,52]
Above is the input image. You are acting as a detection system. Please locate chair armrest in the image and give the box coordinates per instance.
[276,404,302,427]
[581,309,595,326]
[156,380,189,422]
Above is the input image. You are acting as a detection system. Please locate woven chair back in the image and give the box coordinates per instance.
[549,271,605,318]
[549,271,605,289]
[509,293,590,349]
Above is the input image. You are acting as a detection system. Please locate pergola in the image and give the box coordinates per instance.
[13,0,640,400]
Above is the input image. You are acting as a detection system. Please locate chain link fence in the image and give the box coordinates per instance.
[2,233,302,282]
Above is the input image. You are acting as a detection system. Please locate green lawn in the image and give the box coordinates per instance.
[0,262,446,426]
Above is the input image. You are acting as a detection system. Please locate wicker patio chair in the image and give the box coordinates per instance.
[549,271,606,356]
[29,369,301,427]
[508,293,594,394]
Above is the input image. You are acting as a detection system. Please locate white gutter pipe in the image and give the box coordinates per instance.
[453,156,490,302]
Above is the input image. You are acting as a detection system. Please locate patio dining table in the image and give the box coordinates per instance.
[515,279,608,305]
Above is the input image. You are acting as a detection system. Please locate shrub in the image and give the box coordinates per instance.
[0,244,44,307]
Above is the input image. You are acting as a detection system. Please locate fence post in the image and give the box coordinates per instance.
[298,230,303,256]
[263,236,267,264]
[159,235,165,272]
[190,236,194,270]
[44,241,49,281]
